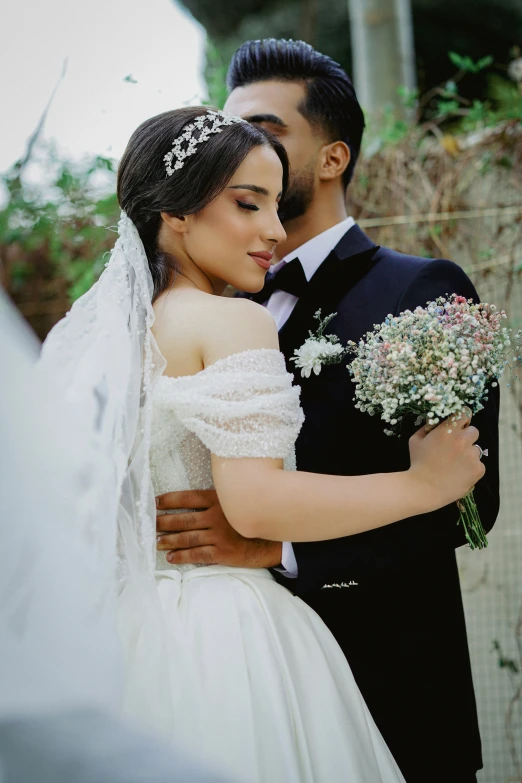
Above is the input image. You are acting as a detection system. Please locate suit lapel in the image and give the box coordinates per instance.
[278,226,380,364]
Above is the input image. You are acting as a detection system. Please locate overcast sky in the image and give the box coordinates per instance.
[1,0,206,173]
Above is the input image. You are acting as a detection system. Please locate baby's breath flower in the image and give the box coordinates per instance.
[346,294,520,433]
[345,293,521,552]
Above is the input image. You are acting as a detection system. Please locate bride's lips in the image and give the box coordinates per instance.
[248,251,273,271]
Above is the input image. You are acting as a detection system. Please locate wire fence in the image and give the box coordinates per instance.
[350,124,522,780]
[459,268,522,783]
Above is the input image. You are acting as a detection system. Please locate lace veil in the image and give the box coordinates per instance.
[0,288,124,717]
[36,213,174,720]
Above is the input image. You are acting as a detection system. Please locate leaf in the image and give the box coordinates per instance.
[123,74,138,84]
[465,100,489,127]
[476,55,494,72]
[449,51,493,74]
[87,156,115,175]
[203,39,228,109]
[449,51,466,70]
[94,194,119,218]
[434,99,461,118]
[449,51,487,73]
[397,85,419,109]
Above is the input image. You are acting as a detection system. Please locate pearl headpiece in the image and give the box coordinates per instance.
[164,109,246,177]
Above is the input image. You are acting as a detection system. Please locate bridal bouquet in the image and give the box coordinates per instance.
[292,298,521,550]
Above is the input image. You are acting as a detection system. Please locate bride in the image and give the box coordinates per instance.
[40,107,484,783]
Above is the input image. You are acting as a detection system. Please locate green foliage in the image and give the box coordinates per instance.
[487,73,522,119]
[1,144,119,308]
[364,107,410,153]
[443,80,459,95]
[433,99,462,119]
[397,86,419,110]
[448,51,494,73]
[203,40,229,109]
[426,52,522,130]
[492,639,520,675]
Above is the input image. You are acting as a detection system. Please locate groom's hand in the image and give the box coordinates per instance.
[156,489,283,568]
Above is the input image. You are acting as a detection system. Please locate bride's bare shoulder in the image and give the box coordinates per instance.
[203,293,279,366]
[152,288,279,374]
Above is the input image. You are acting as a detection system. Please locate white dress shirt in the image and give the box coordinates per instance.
[268,216,355,577]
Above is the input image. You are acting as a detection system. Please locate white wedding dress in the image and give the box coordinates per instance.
[120,347,405,783]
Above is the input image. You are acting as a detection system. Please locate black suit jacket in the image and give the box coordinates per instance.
[264,226,499,782]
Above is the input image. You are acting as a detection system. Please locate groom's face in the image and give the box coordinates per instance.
[224,81,324,222]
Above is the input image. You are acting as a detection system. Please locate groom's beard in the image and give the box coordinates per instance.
[278,163,315,224]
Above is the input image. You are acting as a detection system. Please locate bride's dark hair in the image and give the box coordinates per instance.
[117,106,289,301]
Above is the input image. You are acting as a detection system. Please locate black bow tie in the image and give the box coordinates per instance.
[251,258,308,304]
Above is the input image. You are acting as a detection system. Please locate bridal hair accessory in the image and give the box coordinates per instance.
[164,109,246,176]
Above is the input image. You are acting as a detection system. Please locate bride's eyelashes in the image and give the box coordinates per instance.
[236,200,260,212]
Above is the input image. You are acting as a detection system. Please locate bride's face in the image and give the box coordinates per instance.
[176,144,287,293]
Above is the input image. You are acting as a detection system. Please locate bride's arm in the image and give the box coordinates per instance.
[202,298,484,543]
[213,428,482,543]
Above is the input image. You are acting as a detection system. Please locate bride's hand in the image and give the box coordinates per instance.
[408,413,485,509]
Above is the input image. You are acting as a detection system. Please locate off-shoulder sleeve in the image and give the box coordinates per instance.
[155,349,304,459]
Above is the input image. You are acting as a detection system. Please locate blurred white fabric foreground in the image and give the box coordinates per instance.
[0,711,227,783]
[0,290,226,783]
[0,290,121,719]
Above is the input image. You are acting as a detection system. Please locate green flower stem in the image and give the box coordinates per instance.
[456,490,488,550]
[423,418,488,551]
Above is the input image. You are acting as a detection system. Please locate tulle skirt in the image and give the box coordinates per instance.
[121,564,405,783]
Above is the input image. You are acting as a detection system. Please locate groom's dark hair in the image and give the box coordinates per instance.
[226,39,365,187]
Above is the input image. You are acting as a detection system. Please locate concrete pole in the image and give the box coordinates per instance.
[348,0,416,119]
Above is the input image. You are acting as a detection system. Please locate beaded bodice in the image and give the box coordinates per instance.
[150,349,304,572]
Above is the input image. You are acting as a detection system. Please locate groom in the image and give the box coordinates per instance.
[156,39,500,783]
